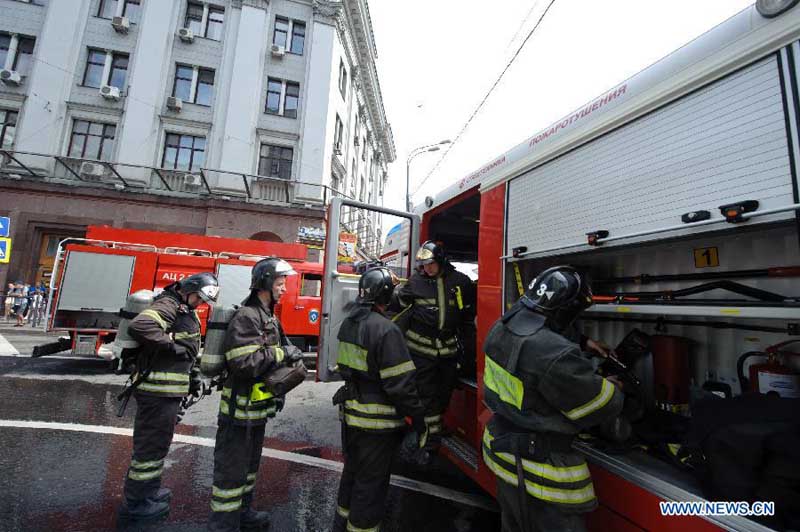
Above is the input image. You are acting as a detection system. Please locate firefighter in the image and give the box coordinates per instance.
[392,240,475,459]
[118,272,220,521]
[333,266,428,532]
[209,257,303,532]
[481,266,624,532]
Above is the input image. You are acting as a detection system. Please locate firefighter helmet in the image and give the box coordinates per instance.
[357,267,396,306]
[250,257,297,292]
[179,272,220,303]
[415,240,445,267]
[521,266,593,331]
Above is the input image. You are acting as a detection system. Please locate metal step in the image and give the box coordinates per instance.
[442,434,479,471]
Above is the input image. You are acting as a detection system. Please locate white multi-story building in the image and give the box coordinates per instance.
[0,0,393,286]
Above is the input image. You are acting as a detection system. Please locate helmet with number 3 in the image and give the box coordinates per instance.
[520,266,592,331]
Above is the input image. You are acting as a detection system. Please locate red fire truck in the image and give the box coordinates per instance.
[41,226,322,359]
[319,3,800,531]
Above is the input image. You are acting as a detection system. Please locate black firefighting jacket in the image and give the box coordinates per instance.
[336,303,425,432]
[219,294,291,426]
[481,303,623,512]
[394,263,475,358]
[128,287,200,398]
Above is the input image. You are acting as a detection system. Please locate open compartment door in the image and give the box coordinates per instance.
[317,197,419,381]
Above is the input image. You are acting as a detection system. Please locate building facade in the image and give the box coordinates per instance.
[0,0,394,288]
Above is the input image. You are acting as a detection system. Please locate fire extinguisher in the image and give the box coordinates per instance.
[736,339,800,398]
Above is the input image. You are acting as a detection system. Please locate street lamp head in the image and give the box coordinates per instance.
[427,146,441,152]
[439,140,452,145]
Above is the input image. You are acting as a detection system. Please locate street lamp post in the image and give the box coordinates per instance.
[406,140,451,212]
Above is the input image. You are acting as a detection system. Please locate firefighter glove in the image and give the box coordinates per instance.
[189,366,203,398]
[285,345,304,364]
[275,396,285,412]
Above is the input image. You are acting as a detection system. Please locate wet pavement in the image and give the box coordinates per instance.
[0,324,499,532]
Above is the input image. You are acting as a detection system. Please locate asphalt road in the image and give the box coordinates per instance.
[0,321,499,532]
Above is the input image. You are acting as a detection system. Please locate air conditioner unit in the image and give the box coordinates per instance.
[334,145,342,155]
[353,136,360,146]
[178,27,194,43]
[79,161,106,178]
[183,173,201,187]
[0,69,21,86]
[166,96,183,111]
[111,16,130,34]
[271,44,285,58]
[100,85,121,101]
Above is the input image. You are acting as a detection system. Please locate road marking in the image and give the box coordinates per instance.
[0,332,19,356]
[0,419,498,512]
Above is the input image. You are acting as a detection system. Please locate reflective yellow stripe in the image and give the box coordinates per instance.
[347,521,380,532]
[247,473,257,481]
[405,330,434,345]
[513,263,524,296]
[455,286,464,309]
[379,360,415,379]
[407,339,440,357]
[274,346,285,363]
[174,331,200,340]
[219,401,275,420]
[128,468,163,481]
[337,506,350,518]
[483,430,588,483]
[131,458,164,469]
[344,413,405,430]
[424,415,441,423]
[211,499,242,512]
[482,448,596,504]
[563,379,615,421]
[139,309,168,331]
[337,341,368,371]
[250,382,274,402]
[391,305,412,324]
[414,298,436,305]
[137,382,188,394]
[147,371,189,383]
[484,356,524,409]
[226,344,261,361]
[212,486,244,499]
[437,277,446,329]
[345,399,398,416]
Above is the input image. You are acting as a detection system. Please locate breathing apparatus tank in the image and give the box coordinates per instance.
[201,302,238,377]
[111,290,155,359]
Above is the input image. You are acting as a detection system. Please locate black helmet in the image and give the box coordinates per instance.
[520,266,593,331]
[179,272,220,303]
[416,240,445,267]
[250,257,297,292]
[357,267,395,306]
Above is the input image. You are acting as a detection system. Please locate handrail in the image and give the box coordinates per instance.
[163,247,213,257]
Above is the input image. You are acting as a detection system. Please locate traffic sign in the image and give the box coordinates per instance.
[0,216,9,238]
[0,237,10,264]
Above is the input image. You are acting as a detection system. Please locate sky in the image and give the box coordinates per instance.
[368,0,755,226]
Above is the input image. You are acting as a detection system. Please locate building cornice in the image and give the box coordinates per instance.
[232,0,270,10]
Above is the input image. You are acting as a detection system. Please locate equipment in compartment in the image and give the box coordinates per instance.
[737,340,800,398]
[651,335,691,415]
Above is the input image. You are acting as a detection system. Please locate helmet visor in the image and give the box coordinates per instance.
[198,284,220,303]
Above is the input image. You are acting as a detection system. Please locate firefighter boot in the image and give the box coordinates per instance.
[153,487,172,503]
[117,497,170,522]
[240,508,270,531]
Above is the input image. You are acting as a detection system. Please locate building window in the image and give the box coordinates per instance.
[273,17,304,55]
[83,49,128,89]
[291,21,305,54]
[338,60,347,99]
[162,133,205,171]
[98,0,141,23]
[68,120,116,161]
[273,17,288,48]
[172,65,214,106]
[264,78,300,118]
[0,34,36,76]
[184,2,224,40]
[0,110,17,150]
[258,144,293,179]
[300,273,322,297]
[334,114,343,153]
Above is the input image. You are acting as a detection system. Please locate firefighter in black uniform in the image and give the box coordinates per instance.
[208,257,303,532]
[333,266,428,532]
[118,272,220,521]
[482,266,624,532]
[393,240,475,457]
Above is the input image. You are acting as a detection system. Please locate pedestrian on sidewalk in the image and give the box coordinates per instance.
[3,282,14,322]
[12,282,26,327]
[30,288,45,328]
